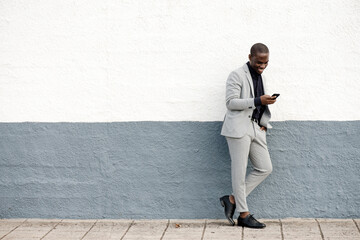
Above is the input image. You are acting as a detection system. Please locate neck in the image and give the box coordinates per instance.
[247,61,260,75]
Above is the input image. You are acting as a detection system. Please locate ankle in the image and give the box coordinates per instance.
[229,195,235,204]
[239,212,250,218]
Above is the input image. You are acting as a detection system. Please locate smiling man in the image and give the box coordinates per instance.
[219,43,277,228]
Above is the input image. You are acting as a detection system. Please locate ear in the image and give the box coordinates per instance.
[248,54,252,62]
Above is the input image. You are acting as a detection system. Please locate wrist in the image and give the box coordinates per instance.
[254,97,262,106]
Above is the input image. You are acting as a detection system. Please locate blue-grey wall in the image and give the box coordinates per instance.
[0,121,359,219]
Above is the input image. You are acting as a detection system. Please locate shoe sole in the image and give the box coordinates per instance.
[238,225,266,228]
[237,223,266,228]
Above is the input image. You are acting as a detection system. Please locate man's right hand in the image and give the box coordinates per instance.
[260,95,276,105]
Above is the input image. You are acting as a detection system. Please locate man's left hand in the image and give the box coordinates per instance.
[260,126,267,132]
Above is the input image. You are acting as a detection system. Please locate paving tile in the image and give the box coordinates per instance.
[317,218,360,240]
[2,219,62,240]
[82,220,132,240]
[243,219,281,240]
[0,219,28,239]
[42,230,89,240]
[60,219,97,223]
[281,218,322,240]
[0,219,28,222]
[354,219,360,231]
[12,219,60,231]
[49,219,96,231]
[0,219,26,231]
[95,219,133,223]
[0,230,11,238]
[122,219,168,240]
[203,219,242,240]
[0,218,359,239]
[41,219,96,240]
[26,219,61,222]
[163,219,205,240]
[2,230,48,239]
[0,236,40,240]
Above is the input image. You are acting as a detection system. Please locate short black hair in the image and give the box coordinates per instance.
[250,43,269,56]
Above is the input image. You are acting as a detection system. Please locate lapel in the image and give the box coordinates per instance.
[243,63,254,97]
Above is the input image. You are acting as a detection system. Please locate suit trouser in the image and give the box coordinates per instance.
[225,121,273,213]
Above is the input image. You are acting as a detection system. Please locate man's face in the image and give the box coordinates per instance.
[248,52,269,75]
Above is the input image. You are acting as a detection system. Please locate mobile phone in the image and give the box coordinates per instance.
[272,93,280,99]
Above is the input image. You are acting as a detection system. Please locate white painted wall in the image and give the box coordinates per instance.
[1,0,359,122]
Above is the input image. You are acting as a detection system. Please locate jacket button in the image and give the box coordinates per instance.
[248,115,251,118]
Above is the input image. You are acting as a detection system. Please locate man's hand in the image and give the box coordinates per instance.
[260,95,276,105]
[260,126,267,132]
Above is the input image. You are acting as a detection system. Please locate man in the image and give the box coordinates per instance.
[219,43,277,228]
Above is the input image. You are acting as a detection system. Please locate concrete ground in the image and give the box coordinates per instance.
[0,218,359,240]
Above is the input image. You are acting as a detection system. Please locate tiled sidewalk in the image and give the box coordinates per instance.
[0,218,359,240]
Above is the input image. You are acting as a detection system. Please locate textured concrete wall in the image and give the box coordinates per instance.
[0,121,359,219]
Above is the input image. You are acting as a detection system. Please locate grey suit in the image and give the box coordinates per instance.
[221,63,272,138]
[220,63,273,213]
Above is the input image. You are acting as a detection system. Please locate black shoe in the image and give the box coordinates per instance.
[237,214,266,228]
[219,195,236,226]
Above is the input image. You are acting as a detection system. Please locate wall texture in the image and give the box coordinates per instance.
[0,0,359,219]
[0,121,359,219]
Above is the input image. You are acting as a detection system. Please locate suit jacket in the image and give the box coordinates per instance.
[220,63,272,138]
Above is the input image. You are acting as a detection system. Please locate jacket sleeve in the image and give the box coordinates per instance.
[225,71,255,110]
